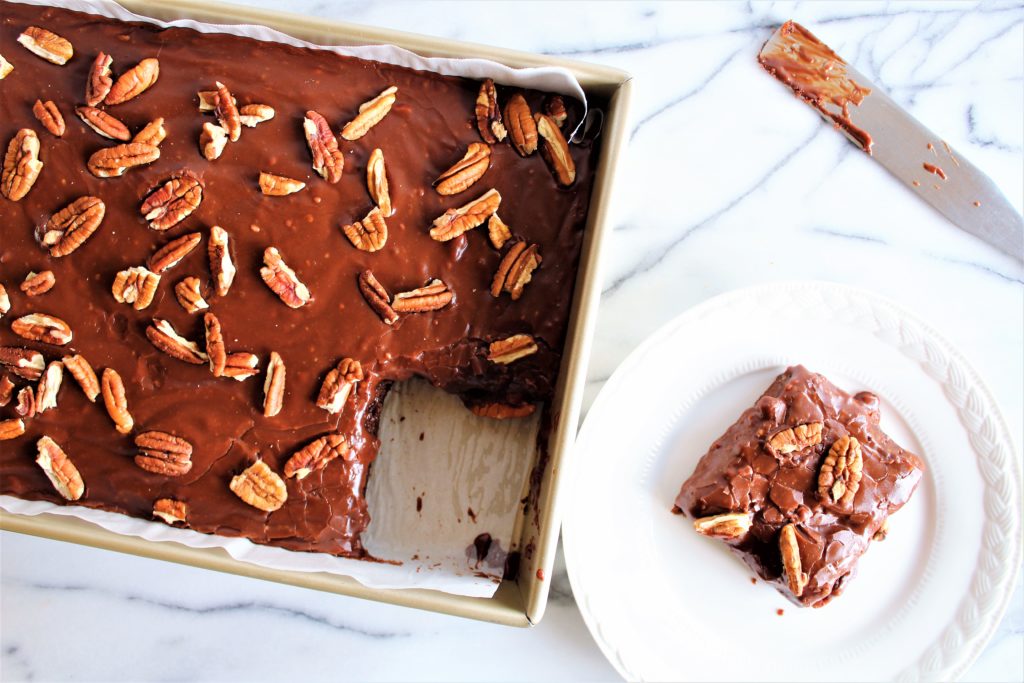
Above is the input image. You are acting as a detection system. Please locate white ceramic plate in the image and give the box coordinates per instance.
[564,282,1021,682]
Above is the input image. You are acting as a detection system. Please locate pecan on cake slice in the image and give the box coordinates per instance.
[435,143,491,196]
[145,319,208,365]
[132,118,167,147]
[75,106,131,141]
[153,498,189,525]
[475,78,507,144]
[111,267,160,310]
[174,277,209,314]
[340,86,397,140]
[284,434,352,480]
[2,129,43,201]
[366,148,392,215]
[208,226,236,297]
[391,280,453,314]
[199,122,228,161]
[36,437,85,501]
[357,270,398,325]
[342,207,388,253]
[230,460,287,512]
[87,142,160,178]
[32,100,65,137]
[35,360,63,413]
[303,110,343,183]
[263,351,285,417]
[487,213,512,249]
[535,112,576,186]
[134,431,193,476]
[487,334,537,364]
[504,93,538,156]
[36,196,105,257]
[490,241,542,300]
[0,347,45,381]
[18,27,73,65]
[140,171,203,231]
[20,270,55,296]
[11,313,73,346]
[0,418,26,441]
[105,58,159,105]
[259,172,305,196]
[316,358,362,415]
[260,247,311,308]
[429,189,501,242]
[239,104,275,127]
[213,81,241,142]
[62,354,100,402]
[149,232,202,274]
[85,52,113,106]
[0,54,13,79]
[100,368,133,434]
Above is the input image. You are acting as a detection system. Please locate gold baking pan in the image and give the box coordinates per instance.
[0,0,632,627]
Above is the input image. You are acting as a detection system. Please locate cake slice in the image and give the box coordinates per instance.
[675,365,925,607]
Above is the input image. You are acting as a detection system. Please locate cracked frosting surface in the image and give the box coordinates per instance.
[0,2,600,555]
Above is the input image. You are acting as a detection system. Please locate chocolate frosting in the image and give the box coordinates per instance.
[0,2,600,556]
[675,366,925,607]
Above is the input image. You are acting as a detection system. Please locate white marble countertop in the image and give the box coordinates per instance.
[2,1,1021,681]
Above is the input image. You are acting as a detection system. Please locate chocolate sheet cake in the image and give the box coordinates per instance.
[0,2,600,557]
[675,366,925,607]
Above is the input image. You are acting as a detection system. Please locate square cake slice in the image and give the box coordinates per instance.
[674,365,925,607]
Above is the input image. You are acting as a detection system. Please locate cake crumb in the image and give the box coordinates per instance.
[536,568,545,581]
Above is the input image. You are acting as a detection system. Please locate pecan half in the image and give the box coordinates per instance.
[0,54,13,79]
[132,117,167,147]
[342,207,388,252]
[767,422,823,456]
[201,312,226,378]
[0,374,13,406]
[487,334,537,364]
[32,100,65,137]
[11,313,72,345]
[15,386,36,418]
[230,460,287,512]
[153,498,189,525]
[18,27,73,65]
[391,279,453,313]
[435,143,491,196]
[37,196,105,257]
[101,367,133,433]
[224,352,259,381]
[429,188,501,242]
[491,241,542,300]
[208,226,236,297]
[76,106,130,141]
[62,354,99,402]
[693,511,753,540]
[112,267,160,310]
[469,402,536,420]
[85,52,113,106]
[105,58,159,105]
[21,270,55,296]
[505,93,538,156]
[149,232,202,273]
[0,285,8,319]
[199,122,227,161]
[818,435,863,505]
[263,351,286,417]
[780,523,808,597]
[135,430,193,476]
[197,90,226,112]
[214,81,241,142]
[536,112,576,186]
[366,148,392,215]
[2,129,43,201]
[174,277,208,314]
[87,142,159,178]
[259,172,305,196]
[316,358,362,415]
[340,86,397,141]
[239,104,275,127]
[0,418,25,441]
[35,360,63,413]
[475,78,507,144]
[284,434,351,479]
[0,347,45,380]
[36,436,85,501]
[545,95,568,127]
[146,319,208,365]
[358,270,398,325]
[260,247,311,308]
[141,172,203,231]
[303,110,343,183]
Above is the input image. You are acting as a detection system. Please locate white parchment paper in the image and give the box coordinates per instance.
[1,0,569,598]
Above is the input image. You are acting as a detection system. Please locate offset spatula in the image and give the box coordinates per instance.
[759,21,1024,262]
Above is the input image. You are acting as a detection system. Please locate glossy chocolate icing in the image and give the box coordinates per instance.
[675,366,925,607]
[758,20,874,153]
[0,2,600,556]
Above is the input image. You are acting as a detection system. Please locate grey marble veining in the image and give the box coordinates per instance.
[2,2,1021,681]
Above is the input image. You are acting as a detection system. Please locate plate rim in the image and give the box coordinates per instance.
[564,280,1023,682]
